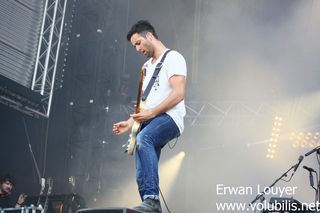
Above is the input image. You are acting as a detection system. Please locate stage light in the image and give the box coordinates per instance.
[109,151,187,208]
[290,131,320,148]
[266,116,283,159]
[179,151,186,158]
[159,151,186,198]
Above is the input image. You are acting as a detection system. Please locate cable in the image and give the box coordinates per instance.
[42,117,50,177]
[168,137,179,149]
[22,116,41,184]
[159,186,171,213]
[280,175,294,182]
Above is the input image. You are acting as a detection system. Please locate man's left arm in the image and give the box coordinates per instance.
[131,75,186,122]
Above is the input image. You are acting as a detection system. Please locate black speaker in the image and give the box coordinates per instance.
[1,207,42,213]
[76,208,142,213]
[25,194,85,213]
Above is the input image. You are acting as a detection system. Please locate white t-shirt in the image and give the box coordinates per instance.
[142,50,187,133]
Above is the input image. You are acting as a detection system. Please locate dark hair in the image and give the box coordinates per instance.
[126,20,158,41]
[0,174,16,186]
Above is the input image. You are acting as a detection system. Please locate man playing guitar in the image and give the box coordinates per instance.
[113,20,187,213]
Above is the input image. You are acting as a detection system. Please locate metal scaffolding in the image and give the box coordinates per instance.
[122,97,319,127]
[31,0,68,117]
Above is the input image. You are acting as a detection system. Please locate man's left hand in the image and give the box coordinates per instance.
[131,109,155,123]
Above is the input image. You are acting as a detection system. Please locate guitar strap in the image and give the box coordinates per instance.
[142,49,171,101]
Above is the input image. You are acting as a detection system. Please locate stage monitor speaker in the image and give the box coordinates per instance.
[1,206,43,213]
[25,194,85,213]
[76,208,142,213]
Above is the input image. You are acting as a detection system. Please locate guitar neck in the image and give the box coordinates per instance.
[135,66,145,113]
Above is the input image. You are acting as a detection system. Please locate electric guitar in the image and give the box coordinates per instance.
[126,66,146,155]
[36,178,46,206]
[68,175,76,193]
[43,178,53,213]
[54,176,76,213]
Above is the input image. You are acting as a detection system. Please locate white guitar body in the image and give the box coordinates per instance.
[126,101,146,155]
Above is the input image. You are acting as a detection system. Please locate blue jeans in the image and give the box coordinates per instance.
[136,113,180,201]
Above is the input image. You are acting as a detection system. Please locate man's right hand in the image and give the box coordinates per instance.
[15,193,27,207]
[113,119,133,135]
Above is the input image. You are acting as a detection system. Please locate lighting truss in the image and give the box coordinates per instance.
[121,98,318,127]
[31,0,68,117]
[120,100,279,126]
[185,101,286,126]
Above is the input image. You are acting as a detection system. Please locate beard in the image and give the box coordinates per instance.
[0,189,11,195]
[144,42,154,58]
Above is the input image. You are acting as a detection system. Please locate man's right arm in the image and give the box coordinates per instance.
[113,117,134,135]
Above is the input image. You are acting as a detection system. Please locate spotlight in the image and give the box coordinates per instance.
[266,116,283,160]
[179,151,186,158]
[159,151,186,197]
[289,131,320,148]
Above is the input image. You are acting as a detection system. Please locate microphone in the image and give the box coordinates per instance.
[303,165,316,173]
[303,166,316,188]
[309,171,314,187]
[305,146,320,157]
[293,155,304,172]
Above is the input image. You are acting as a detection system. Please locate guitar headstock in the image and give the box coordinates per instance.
[68,176,76,188]
[40,178,46,194]
[140,65,146,75]
[46,177,53,195]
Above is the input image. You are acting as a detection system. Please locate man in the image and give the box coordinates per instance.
[0,174,26,208]
[113,20,186,212]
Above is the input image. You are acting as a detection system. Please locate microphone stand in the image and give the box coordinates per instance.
[312,171,318,204]
[250,162,298,205]
[305,147,320,204]
[317,150,320,205]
